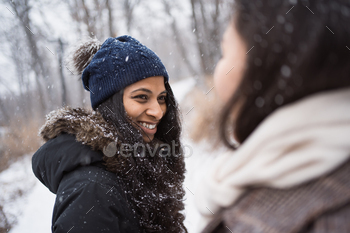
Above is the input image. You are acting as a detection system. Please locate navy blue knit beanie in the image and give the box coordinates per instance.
[81,35,169,109]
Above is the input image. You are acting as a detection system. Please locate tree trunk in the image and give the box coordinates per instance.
[0,96,10,125]
[10,0,50,114]
[163,0,197,75]
[58,38,68,106]
[81,0,97,37]
[190,0,208,75]
[123,0,140,33]
[106,0,116,37]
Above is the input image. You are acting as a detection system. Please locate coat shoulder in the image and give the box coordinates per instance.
[53,165,141,233]
[205,159,350,233]
[32,133,105,193]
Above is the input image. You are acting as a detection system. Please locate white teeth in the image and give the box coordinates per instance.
[140,122,156,130]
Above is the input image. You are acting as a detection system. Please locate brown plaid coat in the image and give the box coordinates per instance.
[202,159,350,233]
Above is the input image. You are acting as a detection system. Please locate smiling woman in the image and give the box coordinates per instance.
[123,76,167,142]
[31,36,187,233]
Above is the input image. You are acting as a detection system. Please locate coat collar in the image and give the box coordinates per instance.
[202,158,350,233]
[39,107,118,155]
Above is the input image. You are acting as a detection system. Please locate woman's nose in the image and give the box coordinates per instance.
[146,100,163,120]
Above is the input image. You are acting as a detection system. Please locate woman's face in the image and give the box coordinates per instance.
[123,76,167,142]
[214,22,247,103]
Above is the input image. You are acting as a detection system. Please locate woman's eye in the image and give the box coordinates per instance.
[133,95,148,100]
[158,95,167,102]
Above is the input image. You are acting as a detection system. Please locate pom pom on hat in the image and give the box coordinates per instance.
[79,35,169,110]
[71,38,102,75]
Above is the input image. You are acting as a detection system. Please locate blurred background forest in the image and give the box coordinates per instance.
[0,0,231,231]
[0,0,231,169]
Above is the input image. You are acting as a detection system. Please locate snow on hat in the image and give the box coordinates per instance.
[75,35,169,110]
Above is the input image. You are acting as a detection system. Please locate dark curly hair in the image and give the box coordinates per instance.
[220,0,350,147]
[97,81,187,233]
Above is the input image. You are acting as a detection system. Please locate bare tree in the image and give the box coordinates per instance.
[81,0,97,37]
[58,38,68,106]
[162,0,198,76]
[106,0,117,37]
[123,0,140,33]
[64,0,119,106]
[0,0,229,119]
[0,88,11,125]
[190,0,225,76]
[8,0,54,114]
[66,0,118,38]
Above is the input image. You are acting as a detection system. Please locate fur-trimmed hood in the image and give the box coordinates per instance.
[39,106,118,156]
[37,106,188,232]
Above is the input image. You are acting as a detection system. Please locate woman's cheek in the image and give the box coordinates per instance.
[214,59,234,102]
[161,105,167,118]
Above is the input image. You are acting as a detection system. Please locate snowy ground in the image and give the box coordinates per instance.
[0,156,55,233]
[0,78,217,233]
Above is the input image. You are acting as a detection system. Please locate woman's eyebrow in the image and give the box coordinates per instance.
[159,90,168,95]
[131,88,152,94]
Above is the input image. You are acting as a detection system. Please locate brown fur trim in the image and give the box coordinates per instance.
[39,107,118,154]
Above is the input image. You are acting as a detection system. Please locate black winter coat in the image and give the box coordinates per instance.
[32,133,141,233]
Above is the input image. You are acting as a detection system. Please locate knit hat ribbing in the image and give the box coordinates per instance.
[81,35,169,109]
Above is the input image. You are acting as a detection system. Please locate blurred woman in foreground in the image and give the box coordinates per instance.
[196,1,350,232]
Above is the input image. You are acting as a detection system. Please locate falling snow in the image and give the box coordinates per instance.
[1,78,203,233]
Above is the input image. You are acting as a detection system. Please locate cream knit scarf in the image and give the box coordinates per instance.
[195,88,350,232]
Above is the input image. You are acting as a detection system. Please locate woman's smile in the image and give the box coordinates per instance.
[137,120,158,135]
[123,76,167,142]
